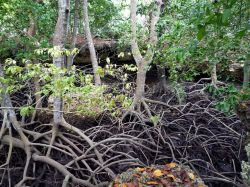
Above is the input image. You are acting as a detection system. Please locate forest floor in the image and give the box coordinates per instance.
[0,78,247,187]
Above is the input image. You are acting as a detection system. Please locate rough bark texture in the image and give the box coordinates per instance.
[83,0,101,86]
[243,59,250,89]
[53,0,69,125]
[130,0,161,107]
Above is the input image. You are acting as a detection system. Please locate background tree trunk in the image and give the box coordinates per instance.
[211,62,218,87]
[53,0,69,125]
[156,0,168,92]
[27,12,42,109]
[243,58,250,89]
[83,0,101,86]
[157,65,168,92]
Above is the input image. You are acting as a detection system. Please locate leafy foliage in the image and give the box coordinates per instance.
[2,46,133,118]
[155,0,249,82]
[206,84,250,114]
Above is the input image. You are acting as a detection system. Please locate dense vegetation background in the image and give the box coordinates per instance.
[0,0,249,186]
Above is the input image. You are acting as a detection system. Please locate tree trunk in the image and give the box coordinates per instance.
[0,64,31,170]
[132,64,147,107]
[67,0,79,69]
[156,0,168,92]
[83,0,101,86]
[243,59,250,89]
[27,12,42,108]
[211,62,217,87]
[53,0,69,125]
[72,0,79,49]
[130,0,161,107]
[27,13,36,37]
[34,75,42,108]
[156,65,168,93]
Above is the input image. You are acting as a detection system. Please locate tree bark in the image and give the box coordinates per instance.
[82,0,101,86]
[211,62,218,87]
[130,0,161,108]
[243,58,250,89]
[67,0,79,69]
[53,0,69,125]
[156,65,168,92]
[72,0,79,50]
[27,13,36,37]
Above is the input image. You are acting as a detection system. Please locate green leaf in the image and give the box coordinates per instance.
[97,66,105,77]
[222,9,231,24]
[150,115,160,126]
[235,29,247,38]
[197,26,206,41]
[20,106,35,117]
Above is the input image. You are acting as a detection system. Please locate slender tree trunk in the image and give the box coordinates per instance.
[72,0,79,49]
[27,13,36,37]
[67,0,79,69]
[26,12,43,108]
[82,0,101,86]
[130,0,161,108]
[211,62,217,87]
[156,0,168,92]
[157,65,168,92]
[243,59,250,89]
[132,64,147,106]
[53,0,69,125]
[66,0,70,35]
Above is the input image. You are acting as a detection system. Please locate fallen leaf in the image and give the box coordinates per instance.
[167,174,176,181]
[146,181,159,185]
[166,162,177,168]
[122,184,127,187]
[198,184,205,187]
[125,182,136,187]
[136,167,146,172]
[153,169,164,177]
[188,172,195,180]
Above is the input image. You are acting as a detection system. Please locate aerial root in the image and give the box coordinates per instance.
[0,80,245,186]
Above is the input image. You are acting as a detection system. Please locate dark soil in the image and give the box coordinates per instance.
[0,80,246,187]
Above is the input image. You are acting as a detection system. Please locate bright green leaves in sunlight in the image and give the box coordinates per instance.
[35,47,79,58]
[20,106,35,117]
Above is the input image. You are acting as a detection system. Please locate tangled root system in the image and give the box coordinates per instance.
[0,81,245,187]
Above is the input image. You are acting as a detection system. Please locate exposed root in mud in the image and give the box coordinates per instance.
[0,80,246,187]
